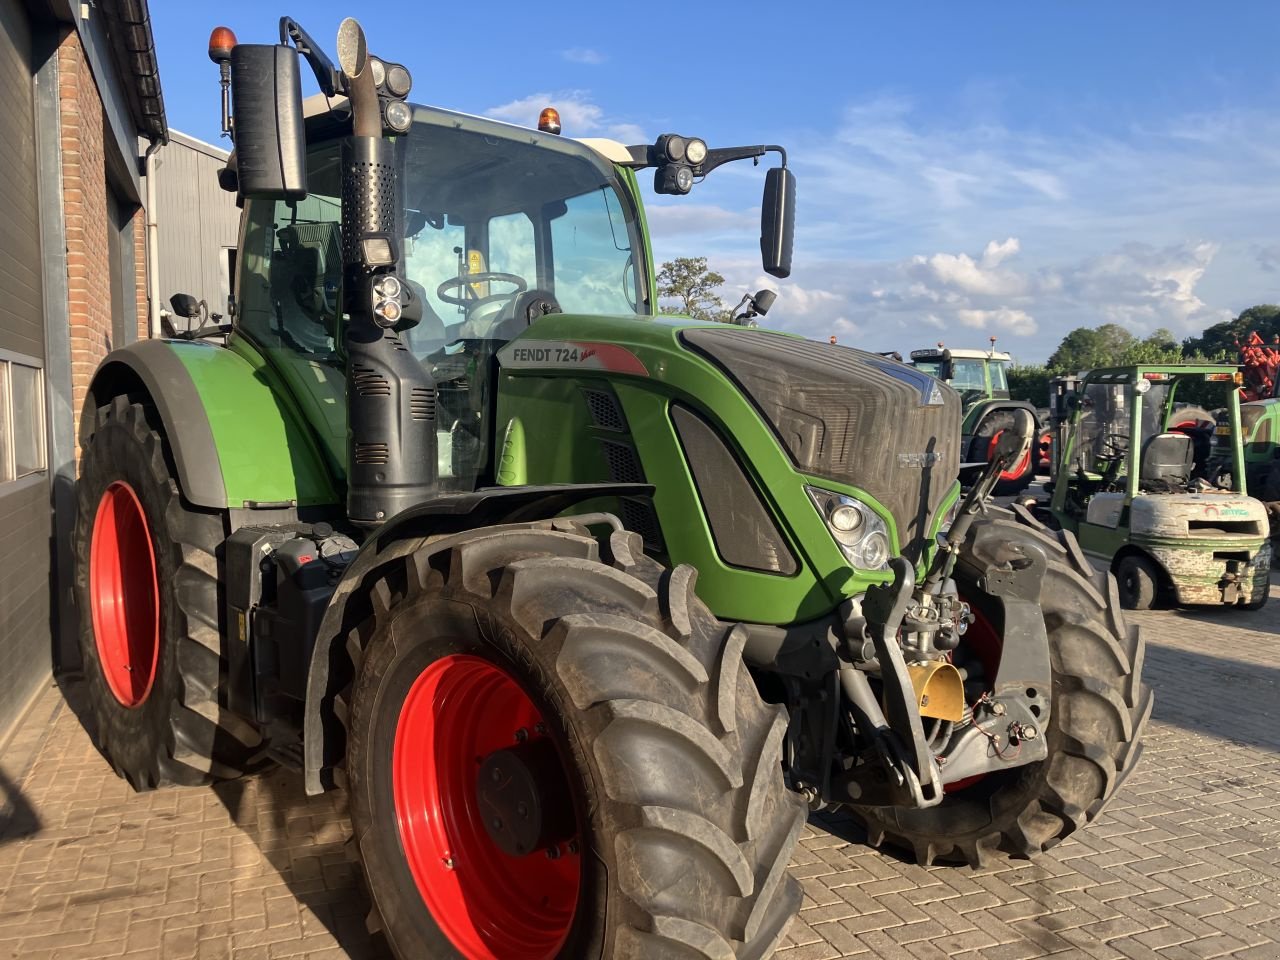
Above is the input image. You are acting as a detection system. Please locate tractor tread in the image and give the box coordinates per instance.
[341,523,805,960]
[74,399,267,792]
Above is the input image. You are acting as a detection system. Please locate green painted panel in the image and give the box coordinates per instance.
[494,314,949,624]
[169,341,340,508]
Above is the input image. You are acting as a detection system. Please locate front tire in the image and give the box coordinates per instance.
[74,397,266,789]
[851,506,1152,867]
[344,523,806,960]
[1116,554,1160,610]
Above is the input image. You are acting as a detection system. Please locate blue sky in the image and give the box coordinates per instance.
[152,2,1280,361]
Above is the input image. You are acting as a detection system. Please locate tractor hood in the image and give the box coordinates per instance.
[680,327,962,560]
[1130,493,1270,540]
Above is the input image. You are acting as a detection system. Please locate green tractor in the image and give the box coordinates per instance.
[1044,365,1272,610]
[73,16,1150,959]
[909,343,1039,494]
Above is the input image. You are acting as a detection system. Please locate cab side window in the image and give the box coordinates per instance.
[237,193,343,355]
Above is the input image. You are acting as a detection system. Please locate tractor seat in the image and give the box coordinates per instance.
[1140,432,1194,487]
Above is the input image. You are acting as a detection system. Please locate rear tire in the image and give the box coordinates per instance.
[850,506,1152,867]
[1116,554,1160,610]
[344,523,806,960]
[74,396,266,790]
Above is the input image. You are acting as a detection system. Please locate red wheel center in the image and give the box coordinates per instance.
[393,654,581,960]
[988,430,1032,482]
[88,481,160,708]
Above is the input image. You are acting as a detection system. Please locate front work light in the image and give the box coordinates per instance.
[807,486,892,571]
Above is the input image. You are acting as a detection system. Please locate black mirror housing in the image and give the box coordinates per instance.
[761,167,795,278]
[169,293,201,319]
[230,44,308,200]
[753,289,777,315]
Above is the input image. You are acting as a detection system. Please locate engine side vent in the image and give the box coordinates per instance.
[387,333,410,352]
[671,403,797,575]
[354,442,390,465]
[621,497,665,552]
[352,365,391,398]
[409,387,435,422]
[600,440,645,484]
[583,388,626,432]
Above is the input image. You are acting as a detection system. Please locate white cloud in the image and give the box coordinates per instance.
[485,91,644,142]
[956,307,1037,335]
[644,203,758,236]
[561,48,605,65]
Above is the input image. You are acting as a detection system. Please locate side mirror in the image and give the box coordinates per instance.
[229,44,307,199]
[169,293,201,319]
[940,348,954,382]
[760,167,795,279]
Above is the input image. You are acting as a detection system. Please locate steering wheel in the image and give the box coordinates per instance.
[436,272,528,313]
[1102,433,1130,459]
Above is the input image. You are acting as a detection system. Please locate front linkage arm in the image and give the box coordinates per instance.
[753,409,1051,811]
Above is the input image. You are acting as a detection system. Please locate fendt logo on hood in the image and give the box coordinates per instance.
[499,340,649,377]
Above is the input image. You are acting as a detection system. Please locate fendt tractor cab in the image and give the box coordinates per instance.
[909,342,1040,494]
[1045,365,1272,610]
[73,17,1149,959]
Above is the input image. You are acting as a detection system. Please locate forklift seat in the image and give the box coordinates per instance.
[1140,432,1194,486]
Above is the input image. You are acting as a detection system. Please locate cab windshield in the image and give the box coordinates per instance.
[401,108,646,355]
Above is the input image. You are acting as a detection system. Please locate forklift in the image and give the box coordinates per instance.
[1044,365,1271,609]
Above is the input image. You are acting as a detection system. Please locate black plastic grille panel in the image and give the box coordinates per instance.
[672,404,797,575]
[681,328,961,562]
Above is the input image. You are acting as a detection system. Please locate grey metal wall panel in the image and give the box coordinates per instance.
[0,0,44,360]
[154,131,239,321]
[0,0,50,740]
[0,477,51,740]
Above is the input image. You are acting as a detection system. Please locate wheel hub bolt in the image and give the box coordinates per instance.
[546,845,561,860]
[514,727,529,742]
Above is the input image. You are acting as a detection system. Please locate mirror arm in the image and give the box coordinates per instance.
[619,143,788,174]
[279,17,343,96]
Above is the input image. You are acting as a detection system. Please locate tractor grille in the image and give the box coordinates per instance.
[582,388,626,432]
[600,440,645,484]
[671,404,796,574]
[682,328,962,562]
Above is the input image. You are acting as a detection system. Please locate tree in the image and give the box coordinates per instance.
[657,257,731,323]
[1046,323,1137,372]
[1183,304,1280,357]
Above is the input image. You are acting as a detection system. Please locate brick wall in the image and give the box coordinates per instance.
[59,31,111,430]
[133,205,148,340]
[58,31,152,442]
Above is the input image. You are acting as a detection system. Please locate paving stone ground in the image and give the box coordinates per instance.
[2,601,1278,959]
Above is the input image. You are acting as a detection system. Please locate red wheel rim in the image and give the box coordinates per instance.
[393,654,581,960]
[88,481,160,708]
[988,430,1032,483]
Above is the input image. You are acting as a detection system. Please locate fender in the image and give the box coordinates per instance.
[81,339,340,512]
[302,482,655,795]
[962,398,1041,441]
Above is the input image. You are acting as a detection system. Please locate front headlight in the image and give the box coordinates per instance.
[806,486,892,570]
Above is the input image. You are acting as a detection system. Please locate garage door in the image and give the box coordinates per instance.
[0,0,50,740]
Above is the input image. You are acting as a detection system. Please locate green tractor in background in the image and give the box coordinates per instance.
[72,16,1150,959]
[909,341,1040,494]
[1043,365,1271,610]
